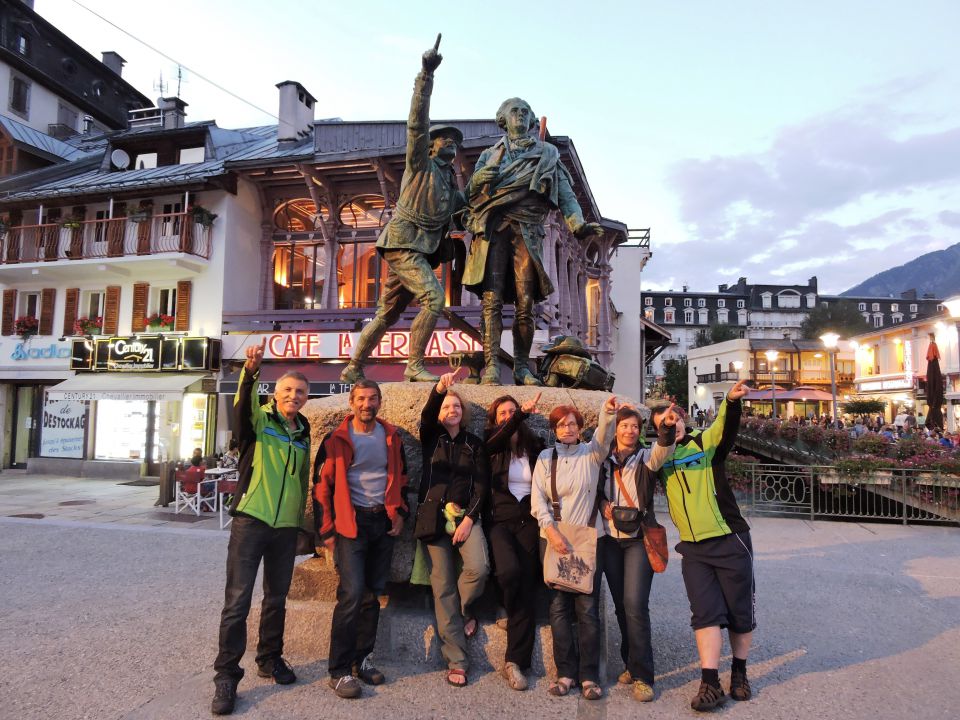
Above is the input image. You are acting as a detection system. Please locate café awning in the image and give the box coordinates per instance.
[46,373,210,402]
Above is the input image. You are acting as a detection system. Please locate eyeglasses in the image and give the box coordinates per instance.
[555,421,580,430]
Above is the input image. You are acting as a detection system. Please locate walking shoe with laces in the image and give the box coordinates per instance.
[632,679,655,702]
[353,655,385,685]
[690,681,728,711]
[329,674,362,698]
[257,656,296,685]
[211,679,238,715]
[730,669,752,701]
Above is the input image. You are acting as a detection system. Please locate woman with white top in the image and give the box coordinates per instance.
[530,395,618,700]
[484,392,545,691]
[598,404,677,702]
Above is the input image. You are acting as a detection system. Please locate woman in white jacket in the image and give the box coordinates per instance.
[531,395,618,700]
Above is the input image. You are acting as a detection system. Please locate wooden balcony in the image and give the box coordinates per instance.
[696,371,741,383]
[1,212,211,265]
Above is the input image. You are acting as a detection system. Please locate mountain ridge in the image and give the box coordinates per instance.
[842,242,960,299]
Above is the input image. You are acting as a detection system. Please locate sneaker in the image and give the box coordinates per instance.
[729,669,752,701]
[330,674,361,698]
[617,669,632,685]
[353,655,385,685]
[211,679,237,715]
[690,681,727,711]
[502,661,528,691]
[257,656,296,685]
[632,680,655,702]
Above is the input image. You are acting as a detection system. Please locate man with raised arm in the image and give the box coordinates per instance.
[340,38,465,384]
[212,339,311,715]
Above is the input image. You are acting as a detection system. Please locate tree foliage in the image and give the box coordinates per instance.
[693,323,739,348]
[662,356,689,409]
[801,301,870,340]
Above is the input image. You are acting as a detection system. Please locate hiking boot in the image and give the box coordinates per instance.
[340,362,365,384]
[690,681,727,711]
[211,679,237,715]
[729,669,752,701]
[403,364,439,383]
[632,680,655,702]
[353,655,385,685]
[329,674,362,698]
[257,656,296,685]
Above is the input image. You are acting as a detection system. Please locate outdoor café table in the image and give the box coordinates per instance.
[203,467,239,529]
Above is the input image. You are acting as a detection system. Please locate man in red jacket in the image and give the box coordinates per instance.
[313,379,408,698]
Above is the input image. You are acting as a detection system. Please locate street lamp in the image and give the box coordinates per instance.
[945,296,960,432]
[765,349,779,418]
[732,359,744,380]
[820,332,840,427]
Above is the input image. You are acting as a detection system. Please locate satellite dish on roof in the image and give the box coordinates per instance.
[110,149,130,170]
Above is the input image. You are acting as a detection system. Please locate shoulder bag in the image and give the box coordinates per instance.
[611,463,668,573]
[542,449,600,594]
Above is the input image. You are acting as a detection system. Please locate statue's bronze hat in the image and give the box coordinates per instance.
[429,124,464,145]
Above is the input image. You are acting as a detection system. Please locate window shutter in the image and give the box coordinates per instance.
[63,288,79,336]
[103,285,121,335]
[39,288,56,335]
[175,280,192,332]
[1,289,16,336]
[132,282,149,332]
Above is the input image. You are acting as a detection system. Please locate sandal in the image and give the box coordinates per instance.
[446,668,467,687]
[548,677,576,696]
[690,681,727,711]
[581,681,603,701]
[463,617,478,638]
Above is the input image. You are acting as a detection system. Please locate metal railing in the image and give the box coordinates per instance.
[696,371,740,383]
[747,463,959,525]
[1,212,211,263]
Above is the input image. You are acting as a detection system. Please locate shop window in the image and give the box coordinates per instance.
[273,243,325,309]
[9,75,30,117]
[274,198,329,232]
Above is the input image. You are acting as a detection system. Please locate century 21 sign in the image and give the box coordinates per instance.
[70,336,221,372]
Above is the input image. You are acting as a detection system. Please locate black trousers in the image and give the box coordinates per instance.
[214,515,298,683]
[488,519,540,669]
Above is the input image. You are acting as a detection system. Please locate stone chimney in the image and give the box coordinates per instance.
[276,81,316,142]
[158,97,187,129]
[101,51,126,76]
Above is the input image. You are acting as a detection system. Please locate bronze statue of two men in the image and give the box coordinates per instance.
[341,41,601,386]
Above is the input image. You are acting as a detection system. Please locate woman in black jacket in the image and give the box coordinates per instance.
[419,370,490,687]
[484,392,544,691]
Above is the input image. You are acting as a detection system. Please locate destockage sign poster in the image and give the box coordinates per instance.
[40,398,86,459]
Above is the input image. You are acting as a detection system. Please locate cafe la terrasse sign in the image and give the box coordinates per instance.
[221,330,481,361]
[70,336,221,372]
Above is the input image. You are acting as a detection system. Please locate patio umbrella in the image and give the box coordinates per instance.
[778,386,835,401]
[743,385,787,401]
[925,339,945,430]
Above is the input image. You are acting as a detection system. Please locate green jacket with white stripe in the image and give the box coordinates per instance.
[230,366,311,528]
[661,399,749,543]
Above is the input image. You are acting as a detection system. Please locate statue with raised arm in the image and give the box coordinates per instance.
[463,98,602,386]
[340,36,465,384]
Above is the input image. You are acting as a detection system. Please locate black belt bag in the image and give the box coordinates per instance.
[611,505,642,534]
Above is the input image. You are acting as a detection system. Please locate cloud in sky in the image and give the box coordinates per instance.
[650,95,960,295]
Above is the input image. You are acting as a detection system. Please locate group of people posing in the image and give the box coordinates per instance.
[209,338,756,715]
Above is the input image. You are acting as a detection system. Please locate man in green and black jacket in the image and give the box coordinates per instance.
[656,379,754,712]
[212,339,311,715]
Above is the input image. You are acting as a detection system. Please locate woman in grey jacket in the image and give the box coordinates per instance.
[598,404,677,703]
[530,395,618,700]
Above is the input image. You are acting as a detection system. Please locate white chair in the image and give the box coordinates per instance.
[174,467,218,516]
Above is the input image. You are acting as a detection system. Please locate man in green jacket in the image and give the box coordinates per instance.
[656,379,754,712]
[212,339,311,715]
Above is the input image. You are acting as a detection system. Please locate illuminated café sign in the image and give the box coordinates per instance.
[226,331,481,361]
[70,336,222,372]
[858,378,912,392]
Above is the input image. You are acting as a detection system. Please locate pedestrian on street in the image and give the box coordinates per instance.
[211,339,311,715]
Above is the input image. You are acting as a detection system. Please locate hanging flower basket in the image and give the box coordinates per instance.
[190,205,217,227]
[145,312,175,331]
[14,315,38,341]
[73,316,103,336]
[60,219,82,230]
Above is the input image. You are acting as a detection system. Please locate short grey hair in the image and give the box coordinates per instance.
[276,371,309,389]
